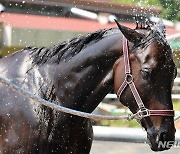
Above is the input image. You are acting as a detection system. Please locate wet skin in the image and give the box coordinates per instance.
[0,22,176,153]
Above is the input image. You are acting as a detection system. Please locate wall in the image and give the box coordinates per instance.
[1,26,86,56]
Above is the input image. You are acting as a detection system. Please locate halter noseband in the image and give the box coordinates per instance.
[116,37,174,120]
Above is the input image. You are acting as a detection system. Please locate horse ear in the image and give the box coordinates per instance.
[114,19,144,44]
[156,19,166,37]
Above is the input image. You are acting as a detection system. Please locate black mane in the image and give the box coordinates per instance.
[136,29,169,49]
[27,28,117,65]
[133,20,169,49]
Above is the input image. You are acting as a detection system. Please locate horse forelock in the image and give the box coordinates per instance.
[135,29,169,50]
[28,28,117,66]
[135,29,173,67]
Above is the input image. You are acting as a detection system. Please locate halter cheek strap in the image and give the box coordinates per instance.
[116,37,174,120]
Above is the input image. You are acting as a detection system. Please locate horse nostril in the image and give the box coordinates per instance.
[160,132,168,142]
[153,132,168,144]
[162,132,167,142]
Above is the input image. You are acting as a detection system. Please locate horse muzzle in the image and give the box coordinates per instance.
[147,128,176,151]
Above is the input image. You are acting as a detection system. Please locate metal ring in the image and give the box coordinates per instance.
[125,73,133,84]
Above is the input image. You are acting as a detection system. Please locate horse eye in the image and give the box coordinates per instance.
[141,69,152,80]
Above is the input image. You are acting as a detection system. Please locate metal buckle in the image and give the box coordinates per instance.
[137,108,150,119]
[129,108,150,120]
[127,114,135,121]
[127,108,149,121]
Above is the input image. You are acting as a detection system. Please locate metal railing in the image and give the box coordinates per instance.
[93,126,180,143]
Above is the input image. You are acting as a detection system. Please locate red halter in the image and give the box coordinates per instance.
[116,37,174,120]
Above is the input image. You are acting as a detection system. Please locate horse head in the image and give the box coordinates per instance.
[113,20,177,151]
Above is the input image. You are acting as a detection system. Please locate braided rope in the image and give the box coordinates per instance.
[0,77,130,121]
[0,77,179,121]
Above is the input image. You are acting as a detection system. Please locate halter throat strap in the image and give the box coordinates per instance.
[116,37,174,120]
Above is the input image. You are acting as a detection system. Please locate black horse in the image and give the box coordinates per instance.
[0,20,177,153]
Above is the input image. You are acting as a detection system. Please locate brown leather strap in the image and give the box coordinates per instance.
[149,110,174,116]
[116,37,174,119]
[129,81,145,109]
[118,37,145,109]
[129,108,174,120]
[123,37,131,74]
[117,80,128,98]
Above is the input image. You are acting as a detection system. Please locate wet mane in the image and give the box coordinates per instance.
[28,28,118,65]
[137,29,169,49]
[134,20,169,49]
[133,22,167,48]
[134,20,151,30]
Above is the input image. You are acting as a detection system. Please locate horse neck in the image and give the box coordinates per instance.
[53,33,123,113]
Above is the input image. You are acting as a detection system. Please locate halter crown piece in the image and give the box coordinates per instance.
[116,36,174,120]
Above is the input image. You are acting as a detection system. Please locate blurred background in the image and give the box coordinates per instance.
[0,0,179,153]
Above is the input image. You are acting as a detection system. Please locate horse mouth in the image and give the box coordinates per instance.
[147,134,175,151]
[147,138,170,151]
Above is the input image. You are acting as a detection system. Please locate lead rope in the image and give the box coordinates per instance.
[0,76,179,121]
[0,77,180,121]
[174,115,180,121]
[0,77,131,121]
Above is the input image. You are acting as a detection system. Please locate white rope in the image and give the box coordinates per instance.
[0,77,130,121]
[0,76,179,121]
[174,115,180,122]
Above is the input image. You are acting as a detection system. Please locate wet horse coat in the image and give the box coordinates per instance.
[0,21,177,153]
[0,28,122,153]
